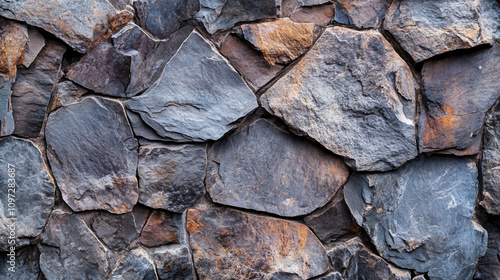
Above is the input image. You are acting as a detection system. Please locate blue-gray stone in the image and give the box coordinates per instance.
[109,248,157,280]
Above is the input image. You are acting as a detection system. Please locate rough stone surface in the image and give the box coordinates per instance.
[45,97,139,214]
[316,272,342,280]
[48,80,88,112]
[0,246,41,280]
[0,138,55,250]
[40,211,110,280]
[138,143,206,212]
[126,110,167,141]
[12,40,66,138]
[151,245,195,280]
[384,0,490,63]
[207,119,349,217]
[475,217,500,280]
[344,157,488,280]
[109,248,157,280]
[261,27,417,171]
[22,27,45,68]
[0,75,14,136]
[140,211,180,247]
[125,30,258,142]
[0,0,134,53]
[298,0,331,6]
[0,18,28,78]
[290,3,334,26]
[187,207,330,279]
[419,43,500,154]
[328,237,412,280]
[196,0,276,34]
[334,0,390,28]
[481,105,500,214]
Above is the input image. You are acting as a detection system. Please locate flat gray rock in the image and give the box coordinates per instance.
[261,27,417,171]
[21,27,45,68]
[481,105,500,214]
[109,248,157,280]
[344,157,488,280]
[45,97,139,214]
[150,245,195,280]
[474,217,500,279]
[126,30,258,142]
[334,0,390,28]
[0,246,41,279]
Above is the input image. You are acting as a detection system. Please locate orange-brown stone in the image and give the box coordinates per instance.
[140,211,180,247]
[0,19,28,79]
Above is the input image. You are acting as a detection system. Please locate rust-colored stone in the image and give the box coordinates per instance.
[140,211,180,247]
[0,18,28,79]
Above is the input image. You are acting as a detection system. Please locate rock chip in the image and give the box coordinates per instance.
[187,207,330,279]
[140,211,180,247]
[481,105,500,214]
[261,27,417,171]
[151,245,195,280]
[109,248,157,280]
[22,27,45,68]
[0,19,28,78]
[0,246,41,280]
[334,0,390,28]
[45,97,139,214]
[0,138,55,250]
[384,0,490,63]
[125,30,258,142]
[138,143,206,212]
[0,76,14,136]
[47,80,87,112]
[207,119,349,217]
[290,3,334,26]
[344,157,488,280]
[0,0,133,53]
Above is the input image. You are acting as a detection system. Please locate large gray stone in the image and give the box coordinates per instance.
[207,119,349,217]
[261,27,417,171]
[0,246,41,280]
[334,0,391,28]
[45,97,139,214]
[481,105,500,214]
[344,157,488,280]
[125,30,258,142]
[109,248,157,280]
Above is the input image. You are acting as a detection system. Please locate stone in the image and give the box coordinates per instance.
[45,97,139,214]
[0,138,55,250]
[241,18,315,65]
[134,0,199,39]
[126,110,167,141]
[140,211,180,247]
[316,272,342,280]
[419,43,500,154]
[303,188,358,243]
[328,237,412,280]
[0,0,134,53]
[125,30,258,142]
[0,18,28,78]
[267,272,302,280]
[344,157,488,280]
[48,80,88,112]
[138,143,206,212]
[481,0,500,41]
[39,211,110,280]
[151,245,195,280]
[196,0,276,34]
[109,248,157,280]
[187,207,330,279]
[0,76,14,136]
[413,276,426,280]
[481,105,500,214]
[207,119,349,217]
[290,4,334,26]
[0,246,41,280]
[21,27,45,68]
[12,40,66,138]
[261,27,417,171]
[334,0,391,28]
[474,217,500,279]
[298,0,331,6]
[90,205,149,251]
[384,0,490,63]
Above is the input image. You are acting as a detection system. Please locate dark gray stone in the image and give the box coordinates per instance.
[481,0,500,41]
[151,245,194,280]
[267,272,302,280]
[109,248,157,280]
[45,97,139,214]
[126,110,167,141]
[47,80,87,112]
[0,76,14,136]
[334,0,390,28]
[0,246,41,280]
[474,217,500,280]
[344,157,488,280]
[316,272,342,280]
[481,105,500,214]
[21,27,45,68]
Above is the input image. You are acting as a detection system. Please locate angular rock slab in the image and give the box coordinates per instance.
[334,0,390,28]
[138,143,206,212]
[261,27,417,171]
[21,27,45,68]
[419,43,500,153]
[40,211,110,280]
[0,0,133,53]
[207,119,349,217]
[109,248,157,280]
[0,138,55,250]
[0,246,41,280]
[46,97,139,214]
[150,245,195,280]
[0,76,14,136]
[384,0,490,63]
[344,157,488,280]
[126,30,258,142]
[140,211,180,247]
[481,105,500,214]
[290,3,335,27]
[187,207,330,279]
[47,80,87,112]
[0,18,28,78]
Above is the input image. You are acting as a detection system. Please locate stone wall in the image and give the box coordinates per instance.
[0,0,499,279]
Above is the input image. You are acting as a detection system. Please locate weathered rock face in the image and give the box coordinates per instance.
[334,0,390,28]
[481,105,500,214]
[125,30,258,142]
[140,211,180,247]
[187,207,330,279]
[0,0,133,53]
[47,80,87,112]
[22,27,45,68]
[384,0,490,63]
[151,245,195,280]
[0,246,41,280]
[290,3,334,26]
[0,76,14,136]
[475,217,500,280]
[109,248,157,280]
[0,138,55,250]
[344,157,488,280]
[419,43,500,154]
[45,97,139,214]
[138,143,206,212]
[262,27,417,171]
[207,119,349,217]
[0,19,28,78]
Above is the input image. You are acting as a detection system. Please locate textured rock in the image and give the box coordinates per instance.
[419,43,500,154]
[0,138,55,250]
[12,41,66,138]
[328,237,412,280]
[207,119,349,217]
[0,246,41,279]
[109,248,157,280]
[21,27,45,68]
[187,207,330,279]
[316,272,342,280]
[0,0,133,53]
[48,80,87,112]
[481,0,500,40]
[334,0,390,28]
[125,30,258,142]
[344,157,488,280]
[481,105,500,214]
[126,110,167,141]
[384,0,490,63]
[138,143,206,212]
[134,0,199,39]
[261,27,417,171]
[0,19,28,78]
[290,3,334,26]
[0,76,14,136]
[151,245,195,280]
[45,97,139,214]
[474,217,500,280]
[298,0,331,6]
[196,0,276,34]
[40,211,110,280]
[140,211,180,247]
[241,18,315,65]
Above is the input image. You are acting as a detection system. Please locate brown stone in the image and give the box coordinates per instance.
[0,18,28,79]
[333,0,390,28]
[290,3,334,26]
[140,211,180,247]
